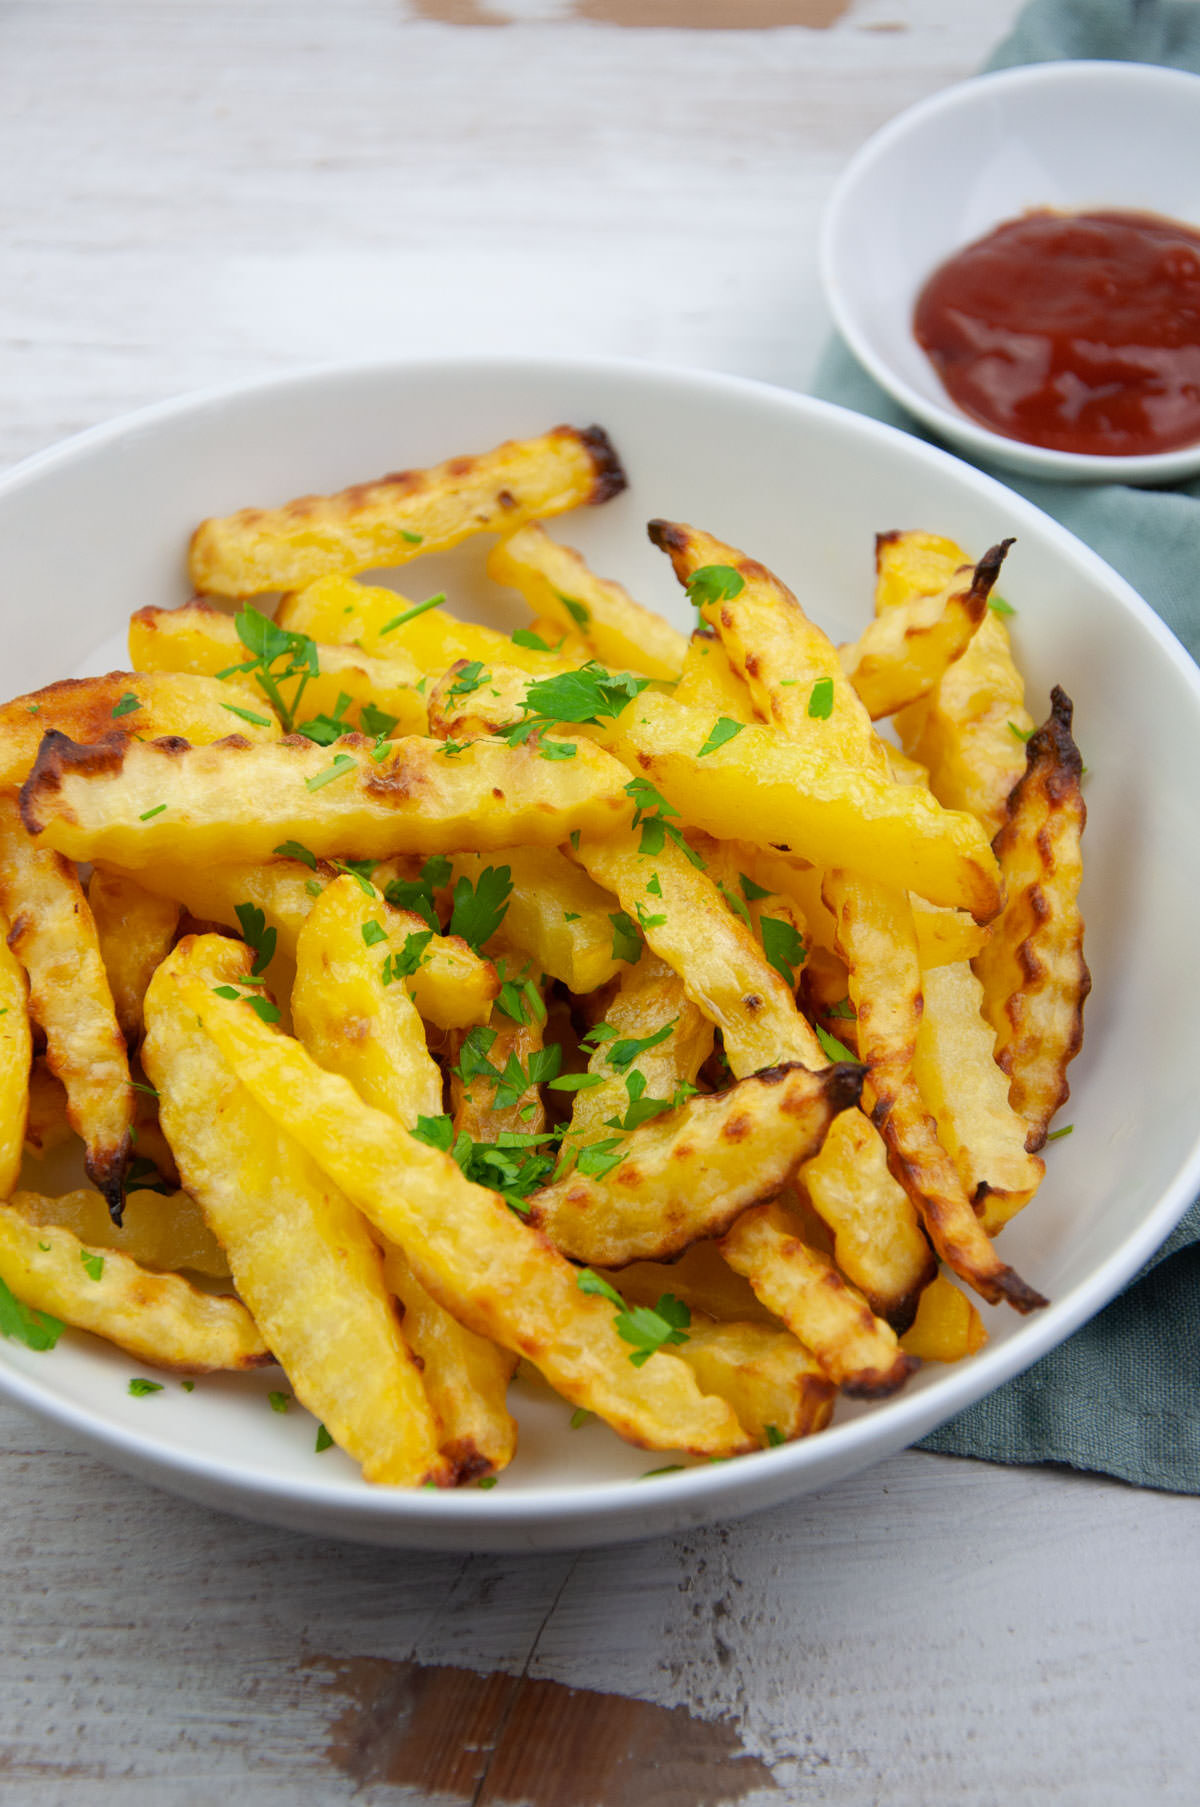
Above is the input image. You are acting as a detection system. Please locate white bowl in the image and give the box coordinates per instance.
[1,357,1198,1551]
[820,61,1200,484]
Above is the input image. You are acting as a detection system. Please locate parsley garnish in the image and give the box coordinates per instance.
[315,1423,333,1452]
[221,701,274,728]
[234,901,277,977]
[815,1023,856,1063]
[646,873,663,897]
[220,604,321,733]
[274,839,318,869]
[697,717,745,758]
[636,900,666,931]
[759,916,807,988]
[80,1249,104,1283]
[718,880,752,930]
[623,777,704,868]
[503,663,648,748]
[685,565,745,611]
[512,627,553,653]
[111,691,141,719]
[181,1380,195,1392]
[0,1275,63,1351]
[128,1377,163,1396]
[495,974,547,1026]
[556,592,590,627]
[1009,721,1034,742]
[400,529,424,545]
[331,857,377,896]
[411,1113,562,1214]
[378,592,445,637]
[305,752,356,791]
[569,1407,592,1429]
[1046,1124,1074,1142]
[608,910,643,965]
[211,984,282,1026]
[382,931,433,986]
[268,1391,291,1414]
[445,661,490,701]
[537,738,577,761]
[739,872,770,901]
[765,1424,785,1447]
[600,1019,677,1073]
[547,1070,606,1093]
[295,689,354,746]
[360,919,387,947]
[360,702,400,740]
[574,1137,627,1179]
[130,1079,159,1098]
[139,804,167,821]
[988,594,1016,617]
[827,997,856,1020]
[448,866,512,952]
[807,677,835,720]
[575,1269,691,1366]
[641,1465,686,1478]
[477,1475,498,1489]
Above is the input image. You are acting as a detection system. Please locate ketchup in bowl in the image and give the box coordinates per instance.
[913,209,1200,458]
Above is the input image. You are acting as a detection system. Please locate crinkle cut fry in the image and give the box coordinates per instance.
[0,908,31,1198]
[21,729,633,871]
[974,686,1090,1152]
[826,873,1047,1313]
[143,939,449,1486]
[162,937,752,1458]
[0,795,132,1221]
[189,423,627,597]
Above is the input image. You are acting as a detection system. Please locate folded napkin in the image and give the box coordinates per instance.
[812,0,1200,1493]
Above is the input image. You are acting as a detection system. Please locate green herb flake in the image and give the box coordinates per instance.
[180,1380,195,1392]
[360,702,399,740]
[645,873,663,898]
[547,1070,606,1093]
[685,565,745,610]
[130,1079,159,1098]
[305,752,357,792]
[0,1275,63,1351]
[576,1267,625,1309]
[512,628,552,653]
[988,594,1016,617]
[446,660,490,701]
[111,691,141,719]
[697,717,745,758]
[608,909,643,965]
[275,839,318,869]
[574,1137,627,1180]
[139,804,167,821]
[80,1249,104,1283]
[556,592,590,627]
[807,676,835,720]
[128,1377,163,1397]
[305,879,322,897]
[361,919,388,948]
[1009,721,1034,743]
[759,916,807,989]
[234,901,277,977]
[448,865,512,953]
[37,1241,51,1253]
[827,997,856,1020]
[569,1407,592,1430]
[315,1423,333,1452]
[641,1465,686,1479]
[379,592,445,637]
[1046,1124,1074,1142]
[221,701,274,728]
[537,737,577,762]
[268,1390,291,1414]
[815,1023,857,1064]
[381,930,434,987]
[400,529,424,545]
[476,1475,498,1490]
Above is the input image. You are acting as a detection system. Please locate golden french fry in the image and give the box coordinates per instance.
[874,529,973,613]
[277,574,584,677]
[676,1318,835,1445]
[427,661,530,742]
[488,522,686,681]
[0,797,131,1217]
[190,424,627,596]
[23,730,632,870]
[291,876,517,1480]
[0,1203,267,1370]
[673,632,758,721]
[129,600,428,738]
[0,671,279,795]
[292,875,444,1124]
[531,1062,863,1267]
[899,1272,987,1362]
[612,693,1002,921]
[144,939,449,1485]
[162,936,752,1458]
[0,908,31,1198]
[87,866,181,1044]
[913,961,1044,1232]
[896,610,1035,840]
[974,687,1090,1152]
[826,873,1046,1312]
[602,1239,774,1326]
[449,846,621,995]
[720,1202,915,1397]
[563,952,713,1156]
[7,1186,230,1277]
[840,541,1008,720]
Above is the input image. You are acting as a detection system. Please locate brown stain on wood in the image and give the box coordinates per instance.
[412,0,849,26]
[309,1653,778,1804]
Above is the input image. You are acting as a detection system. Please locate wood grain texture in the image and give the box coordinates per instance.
[3,1,1199,1801]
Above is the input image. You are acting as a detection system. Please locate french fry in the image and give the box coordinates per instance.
[427,661,531,742]
[276,574,583,677]
[488,522,686,681]
[874,529,973,613]
[22,730,632,870]
[23,1056,70,1159]
[0,1204,267,1371]
[128,601,428,737]
[612,693,1002,921]
[974,687,1090,1152]
[600,1240,774,1326]
[161,936,752,1458]
[449,846,622,994]
[720,1202,915,1397]
[0,910,31,1197]
[530,1061,863,1267]
[563,953,713,1156]
[144,940,449,1485]
[190,424,627,596]
[913,961,1044,1232]
[291,876,517,1480]
[673,633,758,721]
[825,873,1047,1312]
[896,610,1035,839]
[899,1272,987,1362]
[840,541,1008,720]
[0,797,131,1218]
[87,866,181,1044]
[675,1318,835,1445]
[7,1186,230,1278]
[0,671,278,794]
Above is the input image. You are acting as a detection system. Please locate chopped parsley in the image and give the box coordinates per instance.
[815,1023,857,1064]
[503,663,648,749]
[512,627,554,653]
[556,592,590,627]
[624,777,704,869]
[575,1269,691,1366]
[360,702,400,739]
[988,594,1016,617]
[384,855,452,930]
[381,931,433,986]
[765,1424,785,1447]
[739,872,770,902]
[0,1275,63,1351]
[495,973,546,1026]
[361,919,388,947]
[211,984,282,1026]
[378,592,445,637]
[697,717,745,758]
[315,1423,333,1452]
[477,1475,498,1490]
[80,1249,104,1283]
[219,604,321,733]
[569,1407,592,1430]
[448,866,512,952]
[807,677,835,720]
[295,690,354,746]
[399,529,424,545]
[1046,1124,1074,1142]
[128,1377,164,1397]
[635,900,666,931]
[574,1137,627,1180]
[274,839,318,869]
[111,691,141,719]
[411,1113,562,1215]
[221,701,274,728]
[268,1391,291,1414]
[1009,721,1034,743]
[718,880,752,931]
[234,901,277,977]
[759,916,807,988]
[827,997,856,1019]
[139,804,167,821]
[181,1380,195,1393]
[608,909,643,965]
[305,752,357,792]
[685,565,745,611]
[445,661,490,701]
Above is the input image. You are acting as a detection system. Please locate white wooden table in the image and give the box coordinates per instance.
[2,4,1197,1801]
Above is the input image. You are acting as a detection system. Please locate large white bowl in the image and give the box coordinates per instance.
[820,61,1200,484]
[1,357,1198,1551]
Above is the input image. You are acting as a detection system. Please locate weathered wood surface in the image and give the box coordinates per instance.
[2,1,1198,1801]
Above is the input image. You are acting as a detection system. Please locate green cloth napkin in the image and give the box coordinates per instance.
[812,0,1200,1493]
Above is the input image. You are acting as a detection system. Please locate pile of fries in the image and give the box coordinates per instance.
[0,421,1090,1487]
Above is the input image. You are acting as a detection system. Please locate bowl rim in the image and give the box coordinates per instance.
[819,59,1200,484]
[1,351,1199,1538]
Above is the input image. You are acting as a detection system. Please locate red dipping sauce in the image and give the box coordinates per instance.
[913,209,1200,457]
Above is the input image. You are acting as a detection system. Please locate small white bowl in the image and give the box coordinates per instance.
[820,60,1200,485]
[1,357,1199,1549]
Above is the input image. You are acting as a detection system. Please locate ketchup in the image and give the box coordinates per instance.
[913,209,1200,457]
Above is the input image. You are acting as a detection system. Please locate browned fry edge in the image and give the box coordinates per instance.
[577,424,628,504]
